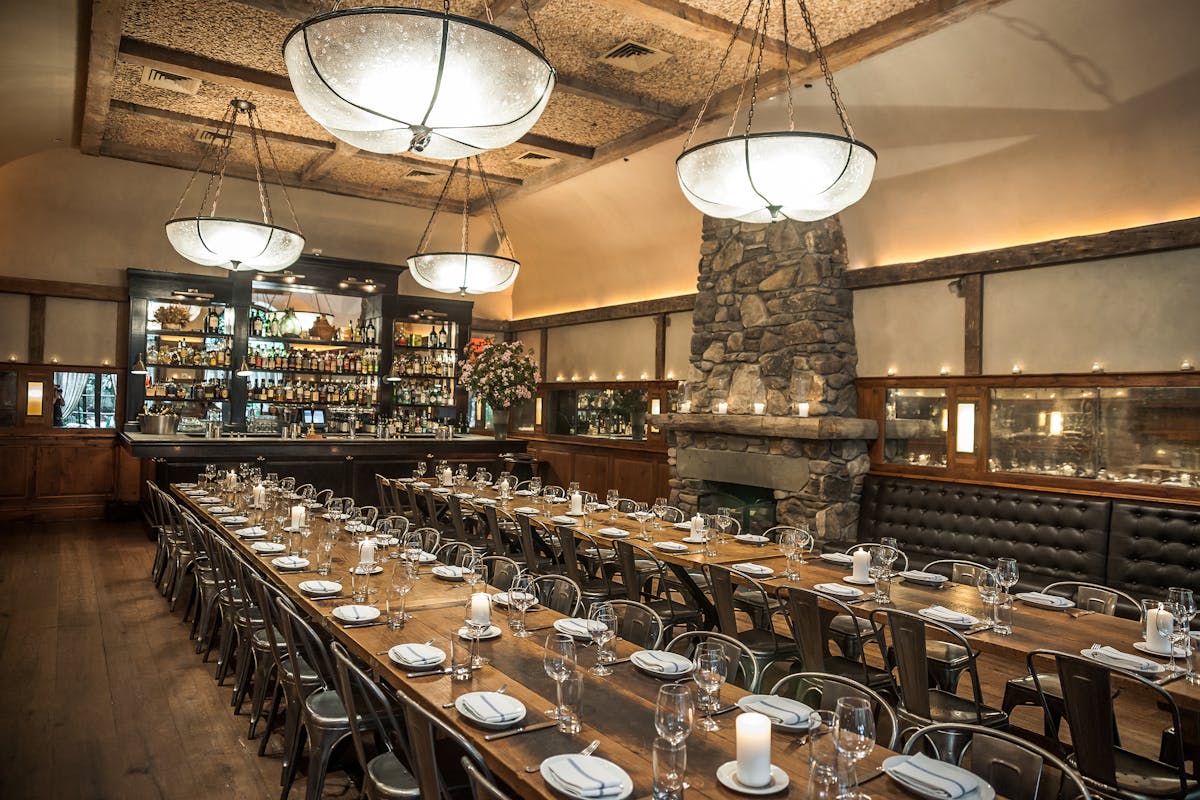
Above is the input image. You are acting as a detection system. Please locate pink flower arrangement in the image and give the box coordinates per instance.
[459,341,540,409]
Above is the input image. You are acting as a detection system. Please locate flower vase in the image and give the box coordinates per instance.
[491,405,510,441]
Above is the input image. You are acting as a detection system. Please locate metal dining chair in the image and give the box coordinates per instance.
[530,574,583,617]
[666,630,760,692]
[702,564,800,691]
[403,483,428,528]
[412,526,442,554]
[615,540,705,637]
[780,587,894,694]
[462,756,518,800]
[608,599,665,649]
[829,543,910,664]
[1043,581,1143,620]
[482,555,521,591]
[393,680,495,799]
[557,526,618,606]
[514,513,561,574]
[769,671,900,749]
[904,723,1092,800]
[436,541,477,567]
[1029,649,1197,800]
[329,642,421,800]
[924,559,988,585]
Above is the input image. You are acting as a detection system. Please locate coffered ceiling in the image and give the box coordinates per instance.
[81,0,1004,212]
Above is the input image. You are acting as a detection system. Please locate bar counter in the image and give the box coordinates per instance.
[123,431,525,503]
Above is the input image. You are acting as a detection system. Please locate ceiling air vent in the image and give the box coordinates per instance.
[512,151,557,166]
[598,40,672,73]
[139,66,201,95]
[402,168,442,183]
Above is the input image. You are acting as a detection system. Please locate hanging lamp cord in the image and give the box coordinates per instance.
[796,0,854,140]
[683,0,757,150]
[416,161,461,254]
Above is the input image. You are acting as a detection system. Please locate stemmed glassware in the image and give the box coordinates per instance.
[655,683,695,744]
[652,497,667,529]
[833,697,876,800]
[1167,587,1196,677]
[464,594,492,667]
[463,557,487,595]
[203,463,216,488]
[544,632,577,718]
[588,602,618,675]
[978,569,1001,625]
[607,489,620,520]
[508,573,536,637]
[402,531,423,578]
[388,560,415,627]
[416,461,427,482]
[633,502,654,540]
[693,642,728,731]
[715,507,733,543]
[779,531,800,580]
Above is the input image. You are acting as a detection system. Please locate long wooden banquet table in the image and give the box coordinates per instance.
[172,481,1196,799]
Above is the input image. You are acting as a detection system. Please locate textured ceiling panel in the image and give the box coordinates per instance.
[684,0,924,45]
[531,92,658,147]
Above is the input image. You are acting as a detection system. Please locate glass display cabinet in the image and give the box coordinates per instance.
[884,388,948,467]
[551,387,650,439]
[988,387,1099,478]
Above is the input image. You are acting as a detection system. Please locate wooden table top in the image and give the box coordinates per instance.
[174,483,921,800]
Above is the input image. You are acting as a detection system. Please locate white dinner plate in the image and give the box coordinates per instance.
[736,695,815,731]
[388,643,445,669]
[1014,591,1074,610]
[732,563,774,578]
[491,591,537,609]
[196,497,220,504]
[734,534,770,545]
[1133,641,1185,658]
[1081,646,1166,675]
[176,482,197,489]
[251,541,286,554]
[673,522,695,530]
[596,528,629,538]
[349,564,384,575]
[457,625,502,641]
[882,755,995,800]
[540,755,632,800]
[208,505,234,514]
[715,761,789,796]
[333,605,380,623]
[554,618,607,639]
[236,526,268,539]
[629,650,694,677]
[220,515,248,525]
[454,691,527,730]
[820,552,853,565]
[550,516,578,525]
[900,570,949,586]
[432,565,465,581]
[272,556,309,570]
[514,490,535,496]
[814,583,863,599]
[843,576,875,586]
[654,541,689,552]
[298,580,342,595]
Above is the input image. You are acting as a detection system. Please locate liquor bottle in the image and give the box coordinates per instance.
[366,320,376,344]
[439,323,449,347]
[251,310,264,337]
[208,307,221,334]
[429,324,438,348]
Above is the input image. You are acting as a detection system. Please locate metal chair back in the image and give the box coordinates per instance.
[1043,581,1141,619]
[608,599,664,649]
[531,574,582,617]
[925,559,988,585]
[666,630,760,691]
[769,671,900,749]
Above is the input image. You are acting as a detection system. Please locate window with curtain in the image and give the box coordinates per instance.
[53,371,118,428]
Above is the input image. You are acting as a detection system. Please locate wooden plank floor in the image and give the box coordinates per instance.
[0,519,358,800]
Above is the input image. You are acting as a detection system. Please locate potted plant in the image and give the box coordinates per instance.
[459,341,539,440]
[613,388,649,440]
[153,304,191,330]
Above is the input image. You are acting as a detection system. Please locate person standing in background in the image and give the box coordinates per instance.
[53,385,65,426]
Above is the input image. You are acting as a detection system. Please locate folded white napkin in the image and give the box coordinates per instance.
[272,556,309,569]
[558,618,605,637]
[299,580,341,595]
[922,606,975,625]
[433,565,465,578]
[890,753,979,799]
[551,515,577,525]
[251,541,286,553]
[345,522,374,533]
[672,522,693,530]
[514,489,534,496]
[513,506,539,515]
[493,591,535,607]
[333,604,378,622]
[412,482,431,488]
[461,692,524,723]
[220,515,248,524]
[474,497,496,505]
[655,541,688,551]
[633,650,692,673]
[735,534,769,544]
[901,570,945,582]
[733,562,772,576]
[822,552,854,563]
[1019,591,1071,606]
[814,582,862,597]
[391,643,444,667]
[545,757,626,798]
[236,526,268,537]
[209,505,233,514]
[597,527,628,537]
[744,696,813,726]
[454,492,475,499]
[1087,645,1157,672]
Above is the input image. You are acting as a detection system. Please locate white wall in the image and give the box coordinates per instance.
[44,298,120,366]
[663,310,692,380]
[546,317,657,383]
[0,293,30,362]
[854,281,965,377]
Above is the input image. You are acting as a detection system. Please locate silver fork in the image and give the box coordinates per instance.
[525,739,600,773]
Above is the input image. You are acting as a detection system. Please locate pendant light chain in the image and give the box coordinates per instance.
[205,109,237,218]
[795,0,854,140]
[684,0,757,150]
[781,0,795,131]
[461,163,472,255]
[417,160,461,254]
[725,0,768,138]
[519,0,547,55]
[741,0,772,138]
[170,103,231,220]
[245,108,275,226]
[253,106,304,235]
[476,155,513,259]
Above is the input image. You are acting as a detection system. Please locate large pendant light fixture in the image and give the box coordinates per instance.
[407,156,519,296]
[165,98,305,271]
[676,0,876,223]
[282,2,555,159]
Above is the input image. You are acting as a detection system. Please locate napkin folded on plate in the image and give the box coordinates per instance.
[272,556,309,570]
[732,562,772,576]
[412,482,431,488]
[558,618,605,637]
[922,606,975,625]
[655,541,688,551]
[1087,645,1157,672]
[236,526,268,537]
[814,582,861,597]
[550,515,577,525]
[514,489,534,496]
[890,753,979,799]
[454,492,475,499]
[433,565,465,578]
[391,643,444,667]
[901,570,946,582]
[545,757,626,798]
[597,527,628,537]
[1019,591,1071,606]
[251,541,286,553]
[461,692,524,723]
[821,552,854,563]
[735,534,769,544]
[513,506,539,515]
[633,650,693,673]
[743,696,813,726]
[493,590,535,607]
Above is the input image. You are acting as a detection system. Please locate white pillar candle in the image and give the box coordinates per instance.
[252,483,266,507]
[570,491,583,515]
[752,402,765,415]
[441,467,454,486]
[715,401,728,414]
[851,548,871,582]
[359,539,376,565]
[290,505,305,529]
[679,400,692,413]
[470,592,492,626]
[690,514,705,536]
[796,402,810,418]
[1146,604,1173,651]
[736,712,772,788]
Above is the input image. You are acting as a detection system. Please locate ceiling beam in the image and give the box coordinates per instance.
[555,75,684,120]
[300,140,358,183]
[99,140,467,213]
[600,0,808,66]
[108,99,525,187]
[486,0,554,28]
[80,0,128,155]
[486,0,1008,207]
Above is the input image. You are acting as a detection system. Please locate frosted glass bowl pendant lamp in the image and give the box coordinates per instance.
[283,2,556,159]
[165,99,305,272]
[676,0,876,223]
[407,156,520,296]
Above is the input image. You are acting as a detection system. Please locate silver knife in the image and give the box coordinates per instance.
[483,720,558,741]
[341,621,386,629]
[406,665,482,679]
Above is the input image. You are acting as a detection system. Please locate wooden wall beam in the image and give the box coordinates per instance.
[959,274,982,376]
[538,328,549,380]
[0,277,126,302]
[844,216,1200,289]
[654,313,667,380]
[28,297,46,363]
[509,294,696,331]
[79,0,128,155]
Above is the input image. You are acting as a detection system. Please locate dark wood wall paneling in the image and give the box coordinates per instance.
[518,435,670,502]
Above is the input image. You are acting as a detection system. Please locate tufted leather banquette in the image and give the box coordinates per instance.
[853,474,1200,599]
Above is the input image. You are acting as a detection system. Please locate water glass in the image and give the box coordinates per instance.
[703,527,718,558]
[652,738,686,800]
[716,507,732,542]
[386,584,408,630]
[315,533,335,576]
[588,602,618,676]
[557,671,583,734]
[834,697,875,800]
[449,638,473,681]
[994,595,1014,635]
[508,574,535,636]
[873,570,892,604]
[655,683,695,745]
[807,711,847,793]
[582,501,597,529]
[350,565,373,603]
[1189,633,1200,685]
[606,489,620,520]
[694,643,727,732]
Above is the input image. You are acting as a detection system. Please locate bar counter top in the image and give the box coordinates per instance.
[121,430,506,456]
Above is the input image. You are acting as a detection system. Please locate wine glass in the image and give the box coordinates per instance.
[652,497,667,529]
[203,463,216,488]
[879,537,899,574]
[606,489,620,520]
[403,531,423,578]
[390,560,415,622]
[800,527,816,564]
[778,531,799,580]
[715,507,733,543]
[1168,587,1196,677]
[543,633,577,718]
[633,502,654,540]
[416,461,427,481]
[693,643,727,732]
[996,557,1019,598]
[588,602,618,676]
[509,573,536,637]
[978,569,1001,626]
[655,683,695,745]
[834,697,876,799]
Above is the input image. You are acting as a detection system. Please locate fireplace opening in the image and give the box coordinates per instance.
[698,482,776,536]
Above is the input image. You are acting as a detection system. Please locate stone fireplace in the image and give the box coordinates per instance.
[649,215,877,542]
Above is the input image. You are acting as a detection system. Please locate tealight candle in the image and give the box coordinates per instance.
[470,592,492,626]
[851,548,871,582]
[716,402,728,414]
[736,712,772,787]
[290,505,305,529]
[752,402,765,415]
[679,401,692,413]
[796,402,810,418]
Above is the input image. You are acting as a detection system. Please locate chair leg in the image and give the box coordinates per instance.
[305,728,349,800]
[259,685,283,756]
[248,660,277,740]
[280,708,307,797]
